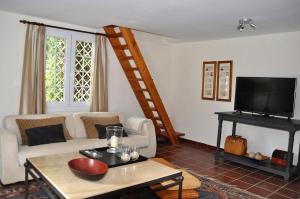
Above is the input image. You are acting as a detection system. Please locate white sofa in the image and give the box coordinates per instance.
[0,112,156,185]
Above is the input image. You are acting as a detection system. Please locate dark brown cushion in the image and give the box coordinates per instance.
[95,123,128,139]
[25,124,66,146]
[16,117,72,145]
[80,116,120,138]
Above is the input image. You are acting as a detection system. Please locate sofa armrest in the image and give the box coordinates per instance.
[125,117,157,157]
[0,129,20,183]
[125,117,151,136]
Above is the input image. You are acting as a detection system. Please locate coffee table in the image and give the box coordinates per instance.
[24,152,183,199]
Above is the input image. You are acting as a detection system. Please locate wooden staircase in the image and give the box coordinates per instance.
[103,25,184,144]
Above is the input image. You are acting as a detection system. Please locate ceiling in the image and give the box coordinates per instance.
[1,0,300,41]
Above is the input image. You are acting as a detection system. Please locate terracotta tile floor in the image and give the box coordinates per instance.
[156,141,300,199]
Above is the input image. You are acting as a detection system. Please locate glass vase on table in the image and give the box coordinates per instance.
[106,126,123,153]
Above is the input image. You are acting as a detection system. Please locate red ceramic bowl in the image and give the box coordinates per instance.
[68,158,108,180]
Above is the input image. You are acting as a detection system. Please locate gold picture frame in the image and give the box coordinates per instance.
[202,61,217,100]
[216,60,233,102]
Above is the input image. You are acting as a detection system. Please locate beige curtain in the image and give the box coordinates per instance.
[19,24,46,114]
[90,35,108,112]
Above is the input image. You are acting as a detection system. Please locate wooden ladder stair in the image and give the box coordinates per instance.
[103,25,184,144]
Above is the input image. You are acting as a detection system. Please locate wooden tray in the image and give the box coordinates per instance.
[244,153,269,161]
[79,147,147,168]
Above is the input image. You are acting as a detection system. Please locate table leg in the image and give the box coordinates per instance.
[297,143,300,168]
[287,131,295,172]
[215,119,223,161]
[177,176,184,199]
[24,163,29,199]
[232,122,237,136]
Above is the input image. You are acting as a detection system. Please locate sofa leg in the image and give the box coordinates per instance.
[25,163,29,199]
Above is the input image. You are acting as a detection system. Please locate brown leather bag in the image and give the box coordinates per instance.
[224,136,247,156]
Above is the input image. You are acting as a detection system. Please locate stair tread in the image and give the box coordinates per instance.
[133,88,149,92]
[120,56,134,60]
[147,107,157,111]
[153,116,161,120]
[159,131,185,138]
[128,77,143,82]
[155,123,164,128]
[114,44,128,50]
[125,67,138,71]
[109,32,123,38]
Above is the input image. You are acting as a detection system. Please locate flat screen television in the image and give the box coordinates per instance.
[234,77,297,118]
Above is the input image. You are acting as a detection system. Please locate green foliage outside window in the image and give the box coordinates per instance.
[45,36,65,102]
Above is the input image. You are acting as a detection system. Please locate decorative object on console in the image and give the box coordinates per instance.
[244,152,269,161]
[106,126,123,153]
[16,116,72,145]
[216,60,233,102]
[272,149,292,167]
[202,61,217,100]
[68,158,108,180]
[224,135,247,156]
[25,124,66,146]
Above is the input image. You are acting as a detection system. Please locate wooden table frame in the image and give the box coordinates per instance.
[24,159,184,199]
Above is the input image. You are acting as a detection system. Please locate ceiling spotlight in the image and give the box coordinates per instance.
[237,18,256,32]
[249,23,257,29]
[237,24,245,32]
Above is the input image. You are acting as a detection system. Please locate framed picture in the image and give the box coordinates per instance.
[216,60,233,101]
[202,61,217,100]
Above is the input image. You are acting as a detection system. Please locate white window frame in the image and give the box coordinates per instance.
[45,28,95,113]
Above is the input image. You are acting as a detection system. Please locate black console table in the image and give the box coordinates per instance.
[215,111,300,181]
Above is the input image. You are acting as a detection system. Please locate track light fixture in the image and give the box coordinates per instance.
[237,18,256,32]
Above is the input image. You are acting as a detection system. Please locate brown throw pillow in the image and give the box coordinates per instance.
[16,117,72,145]
[81,116,120,139]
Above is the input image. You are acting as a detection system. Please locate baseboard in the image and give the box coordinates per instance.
[179,138,222,151]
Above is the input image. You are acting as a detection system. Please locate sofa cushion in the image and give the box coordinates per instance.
[26,124,66,146]
[95,123,128,139]
[4,113,75,144]
[18,138,106,166]
[73,112,124,138]
[81,115,120,138]
[16,117,72,145]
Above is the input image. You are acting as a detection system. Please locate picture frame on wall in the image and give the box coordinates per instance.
[202,61,217,100]
[216,60,233,101]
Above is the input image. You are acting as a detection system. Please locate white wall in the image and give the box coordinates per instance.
[171,32,300,164]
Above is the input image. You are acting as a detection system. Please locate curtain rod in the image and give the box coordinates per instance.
[19,20,107,37]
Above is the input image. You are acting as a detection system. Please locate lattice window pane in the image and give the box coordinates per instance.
[45,36,66,102]
[73,40,93,102]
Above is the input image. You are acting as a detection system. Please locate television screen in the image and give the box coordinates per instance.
[234,77,297,117]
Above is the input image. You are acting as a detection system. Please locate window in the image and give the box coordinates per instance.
[73,40,93,102]
[45,28,95,112]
